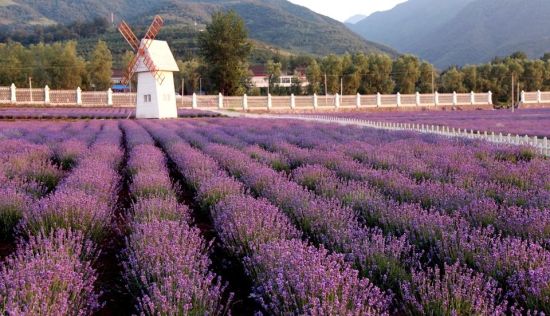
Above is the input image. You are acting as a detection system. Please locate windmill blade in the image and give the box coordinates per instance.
[122,48,165,86]
[144,15,165,41]
[118,20,140,52]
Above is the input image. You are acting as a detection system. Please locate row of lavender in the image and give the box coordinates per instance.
[141,120,393,314]
[0,108,220,119]
[120,120,230,314]
[0,121,122,313]
[161,118,550,314]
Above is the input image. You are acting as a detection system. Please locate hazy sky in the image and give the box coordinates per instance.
[288,0,408,22]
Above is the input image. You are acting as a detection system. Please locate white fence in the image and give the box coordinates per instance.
[227,112,550,156]
[0,84,494,110]
[521,90,550,104]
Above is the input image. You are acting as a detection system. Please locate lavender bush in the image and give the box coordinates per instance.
[401,263,509,315]
[0,229,101,315]
[123,220,230,315]
[246,239,391,315]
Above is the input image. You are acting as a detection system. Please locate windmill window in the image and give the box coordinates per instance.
[144,94,152,103]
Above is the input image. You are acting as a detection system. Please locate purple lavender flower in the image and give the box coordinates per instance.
[123,220,230,315]
[131,197,190,224]
[22,190,112,242]
[0,229,101,315]
[212,194,301,257]
[246,239,391,315]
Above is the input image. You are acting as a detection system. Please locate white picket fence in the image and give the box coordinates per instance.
[0,84,494,110]
[284,114,550,156]
[218,111,550,156]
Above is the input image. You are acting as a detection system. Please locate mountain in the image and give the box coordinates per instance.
[349,0,550,67]
[344,15,367,25]
[0,0,397,57]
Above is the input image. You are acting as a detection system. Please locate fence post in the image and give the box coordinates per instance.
[192,92,198,109]
[76,87,82,105]
[44,85,50,105]
[376,92,381,108]
[488,91,493,105]
[217,93,223,109]
[520,90,525,104]
[396,92,401,107]
[10,83,16,104]
[267,93,272,111]
[470,91,475,105]
[544,137,548,155]
[335,93,340,109]
[107,88,113,106]
[434,92,439,106]
[416,92,420,106]
[356,93,361,108]
[537,90,542,103]
[290,94,296,110]
[308,93,316,111]
[243,94,248,111]
[452,91,457,106]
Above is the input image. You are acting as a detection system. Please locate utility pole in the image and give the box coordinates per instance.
[324,73,328,106]
[511,73,515,113]
[340,77,343,96]
[199,77,202,95]
[431,70,435,95]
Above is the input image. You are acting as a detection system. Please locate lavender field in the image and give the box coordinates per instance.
[316,108,550,138]
[0,107,220,119]
[0,117,549,315]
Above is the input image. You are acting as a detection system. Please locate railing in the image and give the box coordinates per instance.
[521,90,550,104]
[0,84,496,110]
[224,112,550,156]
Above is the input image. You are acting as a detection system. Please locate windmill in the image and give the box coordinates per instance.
[118,15,179,119]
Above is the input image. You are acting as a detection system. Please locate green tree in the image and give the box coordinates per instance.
[198,10,252,95]
[46,42,86,89]
[86,40,112,90]
[393,55,420,94]
[176,59,202,94]
[440,67,465,93]
[417,62,435,93]
[306,59,322,94]
[266,59,282,93]
[462,66,478,92]
[522,60,545,91]
[364,54,394,94]
[320,54,342,94]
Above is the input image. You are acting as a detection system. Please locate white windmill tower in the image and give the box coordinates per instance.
[118,16,179,119]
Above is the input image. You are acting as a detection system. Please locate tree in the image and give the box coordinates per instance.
[46,41,86,89]
[266,59,282,94]
[176,59,202,94]
[364,54,394,94]
[462,66,478,92]
[440,67,465,93]
[417,62,435,93]
[121,50,136,91]
[320,54,342,94]
[393,55,420,94]
[198,10,252,95]
[306,59,322,94]
[86,40,112,90]
[522,60,545,91]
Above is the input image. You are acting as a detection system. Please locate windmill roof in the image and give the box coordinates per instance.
[135,40,179,73]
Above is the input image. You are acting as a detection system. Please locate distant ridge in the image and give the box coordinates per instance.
[0,0,397,57]
[348,0,550,67]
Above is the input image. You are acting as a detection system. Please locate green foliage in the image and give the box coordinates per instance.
[198,10,252,96]
[175,59,202,95]
[393,55,420,94]
[86,40,112,91]
[306,59,322,94]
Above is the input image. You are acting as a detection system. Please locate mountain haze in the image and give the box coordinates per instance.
[0,0,397,57]
[349,0,550,67]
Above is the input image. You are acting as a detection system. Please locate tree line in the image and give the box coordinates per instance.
[2,11,550,106]
[0,40,112,91]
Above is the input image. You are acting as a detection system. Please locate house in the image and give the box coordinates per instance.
[249,65,310,89]
[111,69,130,92]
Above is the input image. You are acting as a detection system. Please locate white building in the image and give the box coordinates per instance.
[135,40,179,119]
[249,65,309,89]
